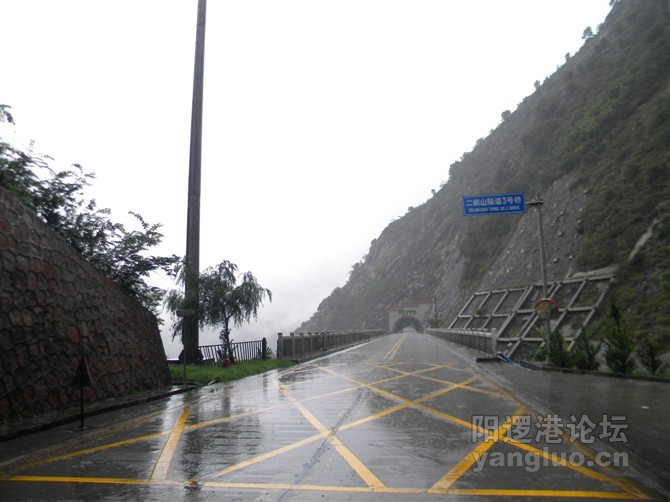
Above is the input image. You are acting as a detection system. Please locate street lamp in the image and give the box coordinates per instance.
[527,197,552,334]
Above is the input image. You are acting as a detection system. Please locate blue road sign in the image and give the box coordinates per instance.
[463,192,525,216]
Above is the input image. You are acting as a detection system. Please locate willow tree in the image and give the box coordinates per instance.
[165,260,272,363]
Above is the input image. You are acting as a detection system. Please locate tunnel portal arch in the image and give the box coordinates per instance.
[388,300,433,333]
[392,316,424,333]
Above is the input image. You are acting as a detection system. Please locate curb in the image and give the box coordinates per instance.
[475,356,501,363]
[518,360,670,383]
[0,384,200,441]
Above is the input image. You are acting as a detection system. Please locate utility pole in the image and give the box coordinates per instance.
[527,197,551,334]
[183,0,207,363]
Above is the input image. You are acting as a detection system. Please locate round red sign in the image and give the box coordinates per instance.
[535,297,559,320]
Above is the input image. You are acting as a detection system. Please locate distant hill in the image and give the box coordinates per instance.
[296,0,670,350]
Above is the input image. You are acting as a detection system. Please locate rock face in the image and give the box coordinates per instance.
[297,0,670,338]
[0,187,171,422]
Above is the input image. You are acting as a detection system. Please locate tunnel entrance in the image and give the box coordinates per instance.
[392,316,424,333]
[388,300,433,333]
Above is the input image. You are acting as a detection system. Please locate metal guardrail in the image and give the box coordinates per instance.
[198,338,269,366]
[277,330,387,360]
[425,328,497,356]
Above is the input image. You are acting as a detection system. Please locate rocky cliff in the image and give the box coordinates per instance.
[297,0,670,347]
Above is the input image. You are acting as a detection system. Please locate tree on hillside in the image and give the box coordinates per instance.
[604,303,636,374]
[165,259,272,363]
[0,107,179,315]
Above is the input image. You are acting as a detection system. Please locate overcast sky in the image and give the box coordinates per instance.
[0,0,612,357]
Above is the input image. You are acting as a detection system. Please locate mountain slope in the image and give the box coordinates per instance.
[298,0,670,346]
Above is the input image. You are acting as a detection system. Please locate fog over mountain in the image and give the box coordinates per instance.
[297,0,670,353]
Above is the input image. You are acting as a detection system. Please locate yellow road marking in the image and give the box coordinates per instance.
[214,432,328,477]
[185,404,285,431]
[372,362,504,397]
[0,351,653,500]
[1,475,151,485]
[186,384,362,432]
[0,476,643,498]
[208,389,441,480]
[339,381,481,433]
[339,402,409,429]
[0,363,483,477]
[319,365,488,434]
[0,431,169,472]
[465,368,646,498]
[206,377,484,484]
[374,363,451,378]
[0,409,176,474]
[204,481,426,494]
[502,438,643,497]
[383,335,405,360]
[429,411,521,492]
[205,377,406,481]
[469,367,527,407]
[449,489,643,499]
[150,405,190,482]
[276,381,386,489]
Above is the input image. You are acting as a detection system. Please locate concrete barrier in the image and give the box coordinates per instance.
[277,330,387,361]
[426,328,497,355]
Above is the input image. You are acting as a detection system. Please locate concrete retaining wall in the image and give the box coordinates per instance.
[0,187,171,422]
[277,330,387,361]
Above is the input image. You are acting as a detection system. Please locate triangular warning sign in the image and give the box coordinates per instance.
[72,355,93,388]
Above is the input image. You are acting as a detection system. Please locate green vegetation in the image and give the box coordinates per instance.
[601,215,670,348]
[530,311,670,378]
[573,328,601,371]
[633,370,670,379]
[603,303,636,374]
[636,336,667,375]
[0,107,179,315]
[169,359,294,385]
[544,329,573,368]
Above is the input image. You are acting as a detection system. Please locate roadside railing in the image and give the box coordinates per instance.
[425,328,497,355]
[198,338,269,366]
[277,330,387,360]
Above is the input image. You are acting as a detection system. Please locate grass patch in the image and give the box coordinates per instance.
[632,370,670,379]
[169,359,295,385]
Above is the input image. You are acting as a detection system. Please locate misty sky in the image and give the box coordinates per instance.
[0,0,612,357]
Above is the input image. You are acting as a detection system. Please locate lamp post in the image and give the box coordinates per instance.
[527,197,551,334]
[183,0,207,363]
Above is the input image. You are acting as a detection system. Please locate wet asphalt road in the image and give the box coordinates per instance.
[0,332,666,501]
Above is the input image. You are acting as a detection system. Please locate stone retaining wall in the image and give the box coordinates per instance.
[0,187,171,422]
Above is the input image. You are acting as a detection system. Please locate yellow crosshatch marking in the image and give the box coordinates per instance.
[430,413,521,492]
[150,405,190,481]
[0,344,652,500]
[275,381,386,488]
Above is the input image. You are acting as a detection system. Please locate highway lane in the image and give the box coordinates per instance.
[0,332,661,500]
